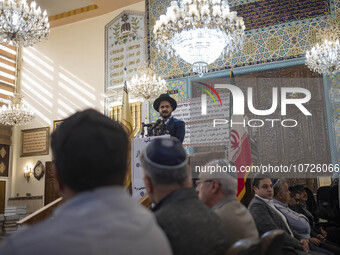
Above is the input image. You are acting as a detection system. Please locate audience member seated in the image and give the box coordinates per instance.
[292,185,340,247]
[294,185,316,227]
[0,109,172,255]
[288,187,301,209]
[195,159,258,246]
[140,137,230,255]
[273,179,338,255]
[248,173,320,255]
[316,185,340,246]
[304,187,319,223]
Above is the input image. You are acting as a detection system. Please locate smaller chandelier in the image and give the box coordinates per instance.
[153,0,245,76]
[0,93,35,126]
[305,26,340,75]
[0,0,50,47]
[128,64,167,101]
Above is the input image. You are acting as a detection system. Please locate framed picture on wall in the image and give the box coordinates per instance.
[53,120,63,131]
[20,127,50,157]
[44,161,61,205]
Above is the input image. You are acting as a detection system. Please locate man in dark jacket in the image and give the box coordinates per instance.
[140,137,230,255]
[153,94,185,143]
[248,174,323,255]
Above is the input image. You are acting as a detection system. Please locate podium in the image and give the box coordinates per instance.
[131,135,169,200]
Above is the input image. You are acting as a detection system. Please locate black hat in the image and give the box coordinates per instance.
[153,94,177,112]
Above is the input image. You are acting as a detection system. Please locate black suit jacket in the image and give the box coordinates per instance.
[166,117,185,143]
[248,196,303,250]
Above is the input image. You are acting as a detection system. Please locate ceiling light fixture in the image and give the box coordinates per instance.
[0,92,35,126]
[153,0,245,76]
[305,26,340,75]
[0,0,50,47]
[128,64,167,101]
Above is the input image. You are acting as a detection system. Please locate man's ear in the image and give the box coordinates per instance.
[211,180,220,194]
[275,192,281,201]
[253,186,258,194]
[143,175,153,194]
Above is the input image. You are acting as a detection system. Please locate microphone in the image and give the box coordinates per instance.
[153,118,169,136]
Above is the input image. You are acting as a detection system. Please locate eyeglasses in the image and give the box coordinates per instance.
[195,179,213,186]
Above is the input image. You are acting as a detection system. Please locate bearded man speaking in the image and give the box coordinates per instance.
[153,94,185,143]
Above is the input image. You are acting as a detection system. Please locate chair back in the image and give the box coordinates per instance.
[317,186,332,220]
[329,185,340,224]
[226,237,261,255]
[260,229,285,255]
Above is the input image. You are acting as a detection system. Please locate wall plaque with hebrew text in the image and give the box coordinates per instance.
[20,127,50,157]
[105,11,146,93]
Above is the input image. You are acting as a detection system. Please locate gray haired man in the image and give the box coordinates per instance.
[140,137,230,255]
[195,159,258,246]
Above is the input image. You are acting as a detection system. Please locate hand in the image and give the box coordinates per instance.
[309,237,321,246]
[320,227,327,238]
[316,234,326,243]
[300,239,310,252]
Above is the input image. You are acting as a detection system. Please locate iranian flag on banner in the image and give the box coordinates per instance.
[228,69,253,201]
[228,116,253,201]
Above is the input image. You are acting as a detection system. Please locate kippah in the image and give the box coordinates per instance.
[143,137,187,169]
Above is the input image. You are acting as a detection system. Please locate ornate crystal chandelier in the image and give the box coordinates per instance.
[0,93,34,126]
[0,0,50,47]
[153,0,245,76]
[305,26,340,75]
[128,64,167,101]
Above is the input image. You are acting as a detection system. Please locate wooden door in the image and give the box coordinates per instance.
[44,161,61,205]
[0,181,5,214]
